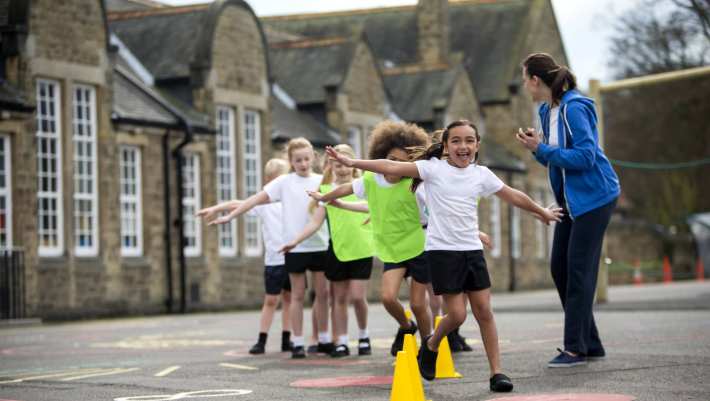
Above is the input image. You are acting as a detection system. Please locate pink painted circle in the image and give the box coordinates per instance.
[291,375,393,388]
[489,395,635,401]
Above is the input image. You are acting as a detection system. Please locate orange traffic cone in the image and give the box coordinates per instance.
[697,257,705,282]
[662,256,673,284]
[633,259,643,286]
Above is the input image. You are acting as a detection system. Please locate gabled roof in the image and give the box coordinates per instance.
[382,64,459,123]
[263,0,532,103]
[271,95,340,147]
[269,38,355,104]
[0,79,34,113]
[112,66,179,128]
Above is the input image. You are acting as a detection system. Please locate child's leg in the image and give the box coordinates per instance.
[258,294,280,333]
[380,268,410,327]
[466,289,502,376]
[288,273,306,339]
[426,284,442,317]
[427,293,467,351]
[311,271,331,338]
[409,280,433,340]
[349,279,369,331]
[331,280,350,343]
[281,290,292,332]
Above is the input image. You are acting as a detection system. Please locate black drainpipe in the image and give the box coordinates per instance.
[172,121,193,314]
[507,171,517,292]
[162,132,174,313]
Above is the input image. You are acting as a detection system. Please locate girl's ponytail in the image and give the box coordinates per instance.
[523,53,577,105]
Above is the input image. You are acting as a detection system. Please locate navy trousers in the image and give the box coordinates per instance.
[550,199,616,355]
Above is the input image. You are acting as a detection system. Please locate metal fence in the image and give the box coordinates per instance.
[0,248,25,319]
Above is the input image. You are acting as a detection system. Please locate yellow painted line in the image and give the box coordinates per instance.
[60,368,140,381]
[154,365,181,377]
[0,368,107,384]
[219,363,258,371]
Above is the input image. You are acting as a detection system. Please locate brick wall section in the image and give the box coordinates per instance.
[343,42,387,116]
[212,6,266,94]
[29,0,106,66]
[445,72,480,123]
[417,0,449,65]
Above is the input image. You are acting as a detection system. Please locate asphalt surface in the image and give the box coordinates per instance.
[1,281,709,401]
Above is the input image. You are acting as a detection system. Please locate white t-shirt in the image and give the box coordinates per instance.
[352,173,428,225]
[249,203,285,266]
[549,106,560,146]
[264,172,329,253]
[414,158,504,251]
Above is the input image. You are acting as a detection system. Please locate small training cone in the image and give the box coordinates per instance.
[434,316,463,379]
[390,351,425,401]
[404,338,427,401]
[697,257,705,281]
[662,256,673,283]
[404,333,419,358]
[405,308,413,322]
[633,259,643,286]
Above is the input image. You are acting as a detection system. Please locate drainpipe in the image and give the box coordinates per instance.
[162,132,174,313]
[172,121,194,314]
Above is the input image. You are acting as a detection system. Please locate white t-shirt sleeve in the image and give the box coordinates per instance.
[263,174,285,202]
[351,177,367,199]
[414,159,435,181]
[479,166,505,197]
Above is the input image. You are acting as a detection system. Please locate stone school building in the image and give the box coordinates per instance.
[0,0,569,319]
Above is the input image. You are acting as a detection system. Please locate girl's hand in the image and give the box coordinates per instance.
[515,127,542,152]
[279,242,297,254]
[325,146,355,167]
[208,213,235,226]
[479,232,493,250]
[306,190,325,202]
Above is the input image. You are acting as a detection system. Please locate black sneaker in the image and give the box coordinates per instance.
[307,344,318,353]
[291,345,306,359]
[358,338,372,356]
[281,341,293,352]
[587,348,606,360]
[448,331,464,352]
[330,344,350,358]
[418,335,437,381]
[457,333,473,352]
[317,342,335,354]
[390,320,418,357]
[489,373,514,392]
[249,342,265,355]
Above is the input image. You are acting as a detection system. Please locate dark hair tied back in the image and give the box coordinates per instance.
[523,53,577,104]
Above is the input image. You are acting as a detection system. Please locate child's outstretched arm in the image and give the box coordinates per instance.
[196,199,243,224]
[495,185,563,225]
[308,182,354,203]
[325,146,420,178]
[279,206,326,254]
[209,191,270,226]
[328,199,370,214]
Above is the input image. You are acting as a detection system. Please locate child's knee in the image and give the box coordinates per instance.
[264,295,279,308]
[449,309,467,326]
[472,304,493,323]
[381,291,398,307]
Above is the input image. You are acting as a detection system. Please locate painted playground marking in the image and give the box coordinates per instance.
[489,394,635,401]
[291,375,393,388]
[114,389,252,401]
[0,367,137,384]
[219,363,258,371]
[154,366,181,377]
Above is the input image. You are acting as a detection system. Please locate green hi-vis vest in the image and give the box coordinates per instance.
[321,184,374,262]
[361,172,425,263]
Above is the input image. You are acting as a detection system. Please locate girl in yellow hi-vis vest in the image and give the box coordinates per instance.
[281,144,374,358]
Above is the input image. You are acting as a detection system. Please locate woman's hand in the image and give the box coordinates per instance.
[325,146,355,167]
[515,127,542,152]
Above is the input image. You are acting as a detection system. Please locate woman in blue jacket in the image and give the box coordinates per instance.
[516,53,620,368]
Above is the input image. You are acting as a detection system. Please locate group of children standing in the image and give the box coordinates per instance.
[197,119,562,393]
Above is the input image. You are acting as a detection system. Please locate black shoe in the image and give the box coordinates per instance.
[317,342,335,354]
[249,342,265,355]
[291,345,306,359]
[307,344,319,353]
[330,344,350,358]
[281,341,293,352]
[456,331,473,352]
[390,320,418,357]
[587,348,606,360]
[358,338,372,356]
[448,332,464,352]
[418,335,437,381]
[489,373,514,392]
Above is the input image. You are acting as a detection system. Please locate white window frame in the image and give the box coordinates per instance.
[0,134,12,249]
[119,146,143,257]
[216,106,238,257]
[36,79,64,257]
[490,196,501,258]
[511,206,521,260]
[242,109,262,257]
[535,190,547,259]
[72,84,99,257]
[182,153,202,257]
[347,125,363,158]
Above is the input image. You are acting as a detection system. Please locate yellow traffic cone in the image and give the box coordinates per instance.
[434,316,463,379]
[390,351,426,401]
[403,334,420,373]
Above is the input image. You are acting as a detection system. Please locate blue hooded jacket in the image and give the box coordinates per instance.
[534,89,620,219]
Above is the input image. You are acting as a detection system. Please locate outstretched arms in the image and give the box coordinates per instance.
[495,185,563,225]
[325,146,420,178]
[279,206,326,253]
[206,191,270,225]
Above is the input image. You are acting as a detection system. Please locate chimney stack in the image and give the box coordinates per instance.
[417,0,450,66]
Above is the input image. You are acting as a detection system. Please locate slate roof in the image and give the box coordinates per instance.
[263,0,532,103]
[271,95,340,147]
[0,78,34,113]
[105,0,163,12]
[112,66,179,128]
[269,38,355,105]
[382,66,459,122]
[479,137,526,172]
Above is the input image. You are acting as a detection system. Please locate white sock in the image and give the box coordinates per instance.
[358,329,369,339]
[292,336,304,347]
[338,335,349,346]
[318,332,332,343]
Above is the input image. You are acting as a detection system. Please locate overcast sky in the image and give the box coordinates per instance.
[160,0,642,89]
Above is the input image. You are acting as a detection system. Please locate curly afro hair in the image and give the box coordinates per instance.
[367,120,429,160]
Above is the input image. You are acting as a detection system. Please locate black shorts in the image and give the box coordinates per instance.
[285,251,327,274]
[325,244,373,282]
[383,252,431,284]
[426,250,491,295]
[264,265,291,295]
